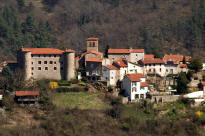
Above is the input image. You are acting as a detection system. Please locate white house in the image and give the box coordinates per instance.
[122,73,149,101]
[102,65,119,86]
[203,63,205,71]
[113,59,144,80]
[0,91,3,100]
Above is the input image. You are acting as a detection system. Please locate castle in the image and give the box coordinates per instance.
[17,48,75,81]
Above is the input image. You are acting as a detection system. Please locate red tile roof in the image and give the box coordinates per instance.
[179,64,187,68]
[142,59,164,64]
[21,48,75,54]
[108,49,144,54]
[75,50,103,61]
[86,57,102,62]
[202,82,205,86]
[141,82,148,87]
[65,49,75,53]
[145,54,154,60]
[163,54,191,64]
[113,60,128,67]
[16,91,39,96]
[104,65,119,70]
[126,75,141,82]
[87,37,99,41]
[185,56,191,62]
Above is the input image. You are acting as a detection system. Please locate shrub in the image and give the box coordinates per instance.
[58,80,70,86]
[70,79,79,84]
[56,87,84,92]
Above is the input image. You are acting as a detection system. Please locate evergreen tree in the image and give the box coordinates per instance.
[188,58,202,72]
[177,72,189,94]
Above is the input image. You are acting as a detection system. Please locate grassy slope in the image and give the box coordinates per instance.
[52,91,111,110]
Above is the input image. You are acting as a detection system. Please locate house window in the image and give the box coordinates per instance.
[170,69,173,74]
[160,68,161,72]
[45,67,48,70]
[132,82,136,86]
[54,55,56,57]
[149,69,151,72]
[153,69,155,72]
[89,42,92,47]
[166,69,168,72]
[38,55,40,57]
[38,67,41,70]
[31,62,33,64]
[61,67,63,70]
[93,42,95,47]
[44,61,47,64]
[31,72,33,75]
[132,87,136,92]
[111,77,113,79]
[61,62,63,65]
[130,70,133,72]
[135,94,139,99]
[149,64,151,66]
[54,67,57,70]
[54,61,57,64]
[38,61,41,64]
[50,61,53,64]
[31,67,34,70]
[140,94,144,99]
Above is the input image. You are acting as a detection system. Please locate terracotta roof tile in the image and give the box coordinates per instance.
[113,60,128,67]
[87,37,99,41]
[179,64,187,68]
[141,82,148,87]
[65,49,75,53]
[104,65,119,70]
[126,75,141,82]
[163,54,191,64]
[22,48,75,55]
[145,54,154,60]
[108,49,144,54]
[202,82,205,86]
[86,57,102,62]
[16,91,39,96]
[142,59,164,64]
[127,73,145,78]
[76,50,103,61]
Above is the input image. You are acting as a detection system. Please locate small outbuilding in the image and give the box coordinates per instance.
[15,91,39,104]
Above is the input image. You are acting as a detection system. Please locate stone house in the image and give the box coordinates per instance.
[139,58,166,77]
[17,48,75,81]
[0,66,2,73]
[75,38,103,80]
[108,48,144,63]
[122,73,149,101]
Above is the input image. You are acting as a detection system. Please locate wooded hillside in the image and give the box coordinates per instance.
[0,0,205,61]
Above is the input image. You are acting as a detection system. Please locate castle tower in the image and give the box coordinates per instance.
[64,49,75,81]
[23,51,32,80]
[86,37,99,52]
